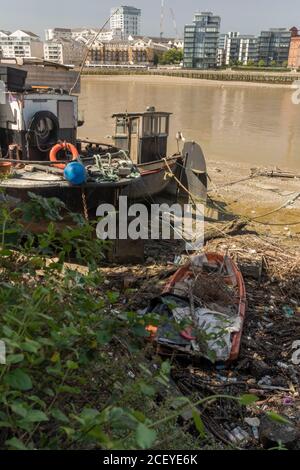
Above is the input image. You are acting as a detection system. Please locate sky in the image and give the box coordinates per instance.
[0,0,299,38]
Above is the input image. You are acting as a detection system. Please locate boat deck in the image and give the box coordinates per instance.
[0,169,138,189]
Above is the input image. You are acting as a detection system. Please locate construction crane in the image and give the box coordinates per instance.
[160,0,165,39]
[169,7,179,39]
[160,1,180,40]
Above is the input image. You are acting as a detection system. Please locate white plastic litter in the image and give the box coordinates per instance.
[172,306,242,361]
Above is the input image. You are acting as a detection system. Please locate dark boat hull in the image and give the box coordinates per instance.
[0,177,138,216]
[122,142,208,204]
[122,157,180,201]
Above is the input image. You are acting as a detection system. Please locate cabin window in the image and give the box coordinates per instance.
[143,116,152,136]
[152,117,159,135]
[131,118,138,134]
[116,118,127,135]
[159,116,168,135]
[142,115,169,136]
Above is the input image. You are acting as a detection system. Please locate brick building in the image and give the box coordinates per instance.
[288,27,300,69]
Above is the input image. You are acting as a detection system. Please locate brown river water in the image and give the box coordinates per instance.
[78,75,300,171]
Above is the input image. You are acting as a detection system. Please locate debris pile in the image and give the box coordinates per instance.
[101,231,300,449]
[141,253,246,363]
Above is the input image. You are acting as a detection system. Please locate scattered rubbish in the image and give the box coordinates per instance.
[282,305,294,318]
[216,375,238,384]
[277,362,289,370]
[144,253,247,363]
[259,415,300,450]
[258,376,272,387]
[228,427,250,444]
[123,276,137,290]
[244,417,261,428]
[282,397,294,406]
[102,230,300,449]
[250,360,273,379]
[244,417,260,439]
[216,364,226,371]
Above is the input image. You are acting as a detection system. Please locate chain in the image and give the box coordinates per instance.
[81,188,89,221]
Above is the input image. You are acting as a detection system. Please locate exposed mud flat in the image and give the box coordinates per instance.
[206,160,300,237]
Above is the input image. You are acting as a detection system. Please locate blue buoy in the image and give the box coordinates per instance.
[64,161,87,185]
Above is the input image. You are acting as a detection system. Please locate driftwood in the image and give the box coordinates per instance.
[251,168,300,179]
[204,218,248,243]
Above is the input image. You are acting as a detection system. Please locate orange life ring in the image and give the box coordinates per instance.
[49,142,79,169]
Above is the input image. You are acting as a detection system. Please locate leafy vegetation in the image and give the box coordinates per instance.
[0,192,281,450]
[159,48,183,65]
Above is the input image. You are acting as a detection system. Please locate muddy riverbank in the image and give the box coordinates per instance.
[206,160,300,235]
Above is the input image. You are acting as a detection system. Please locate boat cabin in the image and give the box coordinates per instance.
[0,66,78,161]
[112,107,171,165]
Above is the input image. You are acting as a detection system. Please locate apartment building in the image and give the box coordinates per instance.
[128,35,183,49]
[72,28,122,45]
[183,12,221,69]
[110,6,141,38]
[224,32,240,65]
[0,30,43,59]
[87,38,167,66]
[45,28,72,41]
[44,38,86,66]
[258,28,291,65]
[238,36,258,65]
[217,32,258,66]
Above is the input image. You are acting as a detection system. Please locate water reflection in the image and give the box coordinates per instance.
[79,77,300,170]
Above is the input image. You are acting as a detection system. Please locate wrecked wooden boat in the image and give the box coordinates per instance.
[145,253,247,363]
[112,108,208,202]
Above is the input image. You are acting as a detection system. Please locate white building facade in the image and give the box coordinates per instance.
[72,28,122,45]
[110,6,141,38]
[0,30,43,59]
[218,32,258,66]
[45,28,72,41]
[238,36,258,65]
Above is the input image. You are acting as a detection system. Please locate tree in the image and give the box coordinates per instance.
[247,60,255,67]
[153,53,159,66]
[258,59,266,67]
[159,48,183,65]
[270,60,277,67]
